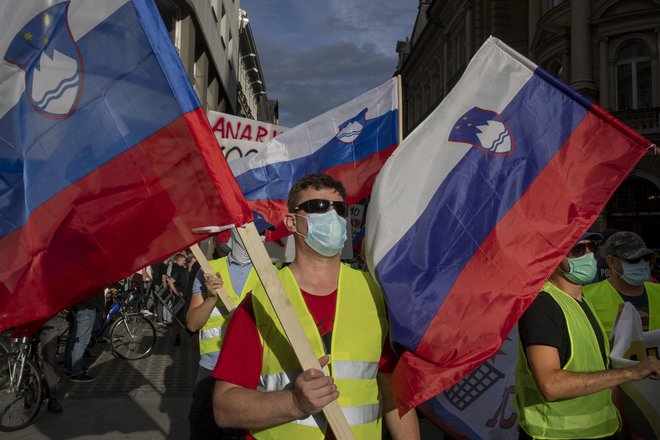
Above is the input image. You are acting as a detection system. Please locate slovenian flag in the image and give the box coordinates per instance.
[366,37,651,412]
[0,0,251,331]
[230,77,399,241]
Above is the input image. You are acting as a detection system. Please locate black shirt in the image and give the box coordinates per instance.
[519,291,607,368]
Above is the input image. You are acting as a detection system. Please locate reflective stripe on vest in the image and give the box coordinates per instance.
[250,264,386,440]
[584,280,660,340]
[198,257,259,356]
[514,282,620,439]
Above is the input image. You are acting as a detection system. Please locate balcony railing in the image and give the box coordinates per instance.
[612,107,660,133]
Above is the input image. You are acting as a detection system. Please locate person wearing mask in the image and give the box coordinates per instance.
[515,232,660,440]
[186,221,271,440]
[584,231,659,339]
[211,173,420,440]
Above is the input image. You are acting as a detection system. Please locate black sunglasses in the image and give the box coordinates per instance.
[568,242,598,258]
[618,256,651,264]
[293,199,348,218]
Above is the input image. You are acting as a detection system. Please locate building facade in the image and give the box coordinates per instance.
[155,0,277,123]
[397,0,660,246]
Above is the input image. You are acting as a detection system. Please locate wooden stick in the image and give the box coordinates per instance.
[397,74,404,144]
[190,244,236,313]
[237,222,356,440]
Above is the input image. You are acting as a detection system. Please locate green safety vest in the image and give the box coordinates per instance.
[250,264,387,440]
[584,280,660,340]
[514,282,620,439]
[198,257,260,356]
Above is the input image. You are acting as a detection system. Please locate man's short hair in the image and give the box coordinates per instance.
[174,253,186,261]
[287,173,347,212]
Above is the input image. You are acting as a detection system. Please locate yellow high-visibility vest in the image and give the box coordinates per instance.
[515,282,620,439]
[250,264,387,440]
[584,280,660,339]
[198,257,260,356]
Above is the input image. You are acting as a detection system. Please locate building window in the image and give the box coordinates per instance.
[616,40,652,111]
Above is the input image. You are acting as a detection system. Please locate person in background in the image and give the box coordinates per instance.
[37,315,63,413]
[168,253,189,346]
[515,232,660,440]
[66,292,103,383]
[584,231,660,339]
[186,218,273,440]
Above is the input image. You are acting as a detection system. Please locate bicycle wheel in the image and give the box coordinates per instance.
[0,353,44,431]
[110,314,156,360]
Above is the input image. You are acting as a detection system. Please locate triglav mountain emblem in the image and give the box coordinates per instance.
[335,108,367,144]
[4,2,83,118]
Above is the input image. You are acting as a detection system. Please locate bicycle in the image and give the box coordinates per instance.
[0,336,44,431]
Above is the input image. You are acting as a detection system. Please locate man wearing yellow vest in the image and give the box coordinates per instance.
[584,231,660,340]
[515,232,660,440]
[211,173,420,439]
[186,223,271,440]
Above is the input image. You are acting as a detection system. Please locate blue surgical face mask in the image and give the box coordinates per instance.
[297,210,347,257]
[618,260,650,286]
[562,253,597,285]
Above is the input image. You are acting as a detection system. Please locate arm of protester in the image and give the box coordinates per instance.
[378,372,420,440]
[186,272,223,332]
[213,355,338,430]
[167,275,181,297]
[526,344,660,402]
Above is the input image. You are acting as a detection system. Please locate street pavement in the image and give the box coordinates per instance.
[4,319,444,439]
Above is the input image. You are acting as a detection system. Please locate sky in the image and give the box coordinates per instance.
[239,0,419,127]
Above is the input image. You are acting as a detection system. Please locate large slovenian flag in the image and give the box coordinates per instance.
[365,37,651,414]
[230,77,399,241]
[0,0,251,331]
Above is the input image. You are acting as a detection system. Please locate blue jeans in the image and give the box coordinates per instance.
[66,308,96,376]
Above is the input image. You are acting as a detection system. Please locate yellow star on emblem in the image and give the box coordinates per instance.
[23,32,33,41]
[43,14,51,26]
[42,36,49,45]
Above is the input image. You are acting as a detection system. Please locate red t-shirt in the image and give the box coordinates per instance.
[212,288,396,439]
[212,289,396,387]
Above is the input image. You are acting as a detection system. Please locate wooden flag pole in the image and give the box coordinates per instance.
[237,222,356,440]
[189,244,236,313]
[396,74,404,144]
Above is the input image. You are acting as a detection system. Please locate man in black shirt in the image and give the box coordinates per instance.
[515,232,660,440]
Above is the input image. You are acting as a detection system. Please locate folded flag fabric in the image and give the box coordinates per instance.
[365,36,651,411]
[230,77,399,241]
[0,0,251,332]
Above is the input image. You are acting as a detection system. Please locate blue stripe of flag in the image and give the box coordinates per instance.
[233,110,398,201]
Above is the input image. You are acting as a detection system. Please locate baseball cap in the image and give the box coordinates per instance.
[580,231,603,242]
[252,210,275,235]
[604,231,655,259]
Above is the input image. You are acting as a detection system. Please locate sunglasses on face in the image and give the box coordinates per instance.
[292,199,348,218]
[618,256,651,264]
[568,242,598,258]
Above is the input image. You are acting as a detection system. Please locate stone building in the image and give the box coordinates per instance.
[155,0,277,123]
[397,0,660,246]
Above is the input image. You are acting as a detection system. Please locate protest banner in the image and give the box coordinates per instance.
[208,111,288,160]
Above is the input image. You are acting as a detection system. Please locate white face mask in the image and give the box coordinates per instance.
[296,210,347,257]
[227,229,251,265]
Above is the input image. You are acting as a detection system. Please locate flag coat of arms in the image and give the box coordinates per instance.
[0,0,251,331]
[230,77,399,241]
[366,37,651,412]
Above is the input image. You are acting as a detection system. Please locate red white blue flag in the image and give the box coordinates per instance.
[229,77,399,241]
[0,0,251,331]
[365,37,650,417]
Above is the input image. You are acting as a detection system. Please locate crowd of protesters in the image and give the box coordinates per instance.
[27,173,659,440]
